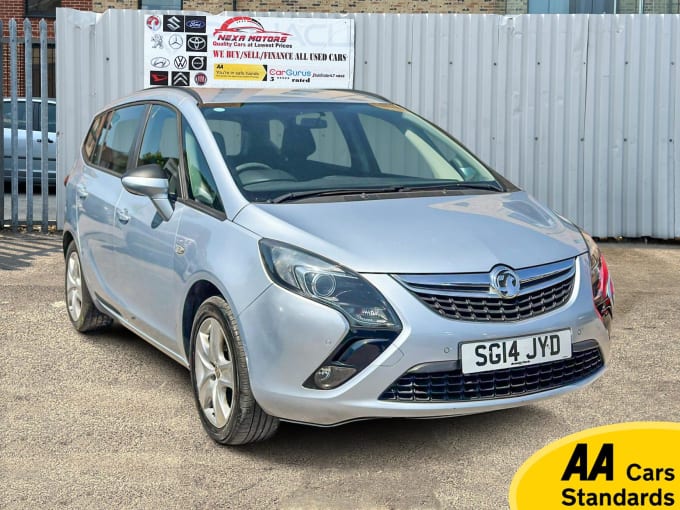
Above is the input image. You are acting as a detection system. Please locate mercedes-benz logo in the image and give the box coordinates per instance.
[490,265,520,299]
[168,34,183,50]
[187,36,206,51]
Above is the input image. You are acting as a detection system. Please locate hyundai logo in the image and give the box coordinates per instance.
[490,265,520,299]
[150,57,170,69]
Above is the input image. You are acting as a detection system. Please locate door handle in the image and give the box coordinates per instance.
[76,184,88,199]
[116,208,130,224]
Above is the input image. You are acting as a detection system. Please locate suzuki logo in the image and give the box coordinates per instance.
[166,15,182,31]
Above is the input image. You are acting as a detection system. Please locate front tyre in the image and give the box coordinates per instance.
[190,296,279,445]
[64,241,112,332]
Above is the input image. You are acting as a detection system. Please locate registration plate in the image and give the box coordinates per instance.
[460,329,572,374]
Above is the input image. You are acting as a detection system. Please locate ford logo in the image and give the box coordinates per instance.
[186,19,205,29]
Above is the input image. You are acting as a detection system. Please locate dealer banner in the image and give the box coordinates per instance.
[144,14,354,89]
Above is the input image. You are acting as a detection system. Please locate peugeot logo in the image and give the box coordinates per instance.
[168,34,183,50]
[490,265,520,299]
[150,57,170,69]
[187,36,207,51]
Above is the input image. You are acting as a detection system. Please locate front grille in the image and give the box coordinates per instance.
[415,277,574,321]
[379,345,603,402]
[394,258,576,322]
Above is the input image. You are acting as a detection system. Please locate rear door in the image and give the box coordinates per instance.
[75,104,147,310]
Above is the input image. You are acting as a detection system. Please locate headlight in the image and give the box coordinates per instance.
[580,229,614,321]
[259,239,401,329]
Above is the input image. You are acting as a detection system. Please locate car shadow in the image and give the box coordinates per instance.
[87,315,558,467]
[235,405,554,469]
[0,232,61,270]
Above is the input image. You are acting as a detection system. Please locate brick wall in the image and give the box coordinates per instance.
[2,0,90,96]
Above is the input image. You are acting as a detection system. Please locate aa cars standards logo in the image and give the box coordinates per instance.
[213,16,291,43]
[509,422,680,509]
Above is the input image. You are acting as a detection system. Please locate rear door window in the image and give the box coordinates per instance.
[90,104,147,175]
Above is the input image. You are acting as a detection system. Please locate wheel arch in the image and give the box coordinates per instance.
[181,279,224,360]
[62,229,76,257]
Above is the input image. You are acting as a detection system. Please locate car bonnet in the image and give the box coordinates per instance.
[233,191,586,274]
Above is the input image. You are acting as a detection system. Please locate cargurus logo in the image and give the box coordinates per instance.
[269,68,312,77]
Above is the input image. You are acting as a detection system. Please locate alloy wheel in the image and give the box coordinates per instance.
[193,317,235,428]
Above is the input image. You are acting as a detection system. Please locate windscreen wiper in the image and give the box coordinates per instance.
[270,181,504,203]
[270,186,404,203]
[399,181,505,193]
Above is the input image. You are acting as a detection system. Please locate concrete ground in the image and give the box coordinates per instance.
[0,234,678,509]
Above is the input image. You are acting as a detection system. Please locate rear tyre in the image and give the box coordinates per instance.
[190,296,279,445]
[64,241,113,332]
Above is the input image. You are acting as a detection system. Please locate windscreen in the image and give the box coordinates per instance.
[201,102,503,203]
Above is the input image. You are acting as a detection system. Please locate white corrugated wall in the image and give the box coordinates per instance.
[56,10,679,238]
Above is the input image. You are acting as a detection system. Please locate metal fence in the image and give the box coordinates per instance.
[55,10,680,238]
[1,19,54,232]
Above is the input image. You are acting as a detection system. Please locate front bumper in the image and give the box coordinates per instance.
[238,253,611,426]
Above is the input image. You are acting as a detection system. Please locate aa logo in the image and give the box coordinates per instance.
[509,422,680,509]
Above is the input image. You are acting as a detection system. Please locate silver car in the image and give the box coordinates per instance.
[3,98,57,187]
[63,88,614,445]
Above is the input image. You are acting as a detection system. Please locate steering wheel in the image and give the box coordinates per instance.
[235,162,273,172]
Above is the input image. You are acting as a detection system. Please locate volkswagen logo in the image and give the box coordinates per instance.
[174,56,187,69]
[168,34,183,50]
[187,36,207,51]
[490,265,520,299]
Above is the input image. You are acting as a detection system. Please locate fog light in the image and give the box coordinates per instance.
[313,365,357,390]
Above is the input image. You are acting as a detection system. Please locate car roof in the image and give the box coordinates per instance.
[121,87,390,106]
[192,88,390,105]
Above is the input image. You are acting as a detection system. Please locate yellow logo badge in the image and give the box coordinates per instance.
[509,422,680,509]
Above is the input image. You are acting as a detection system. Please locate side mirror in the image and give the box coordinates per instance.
[122,164,174,222]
